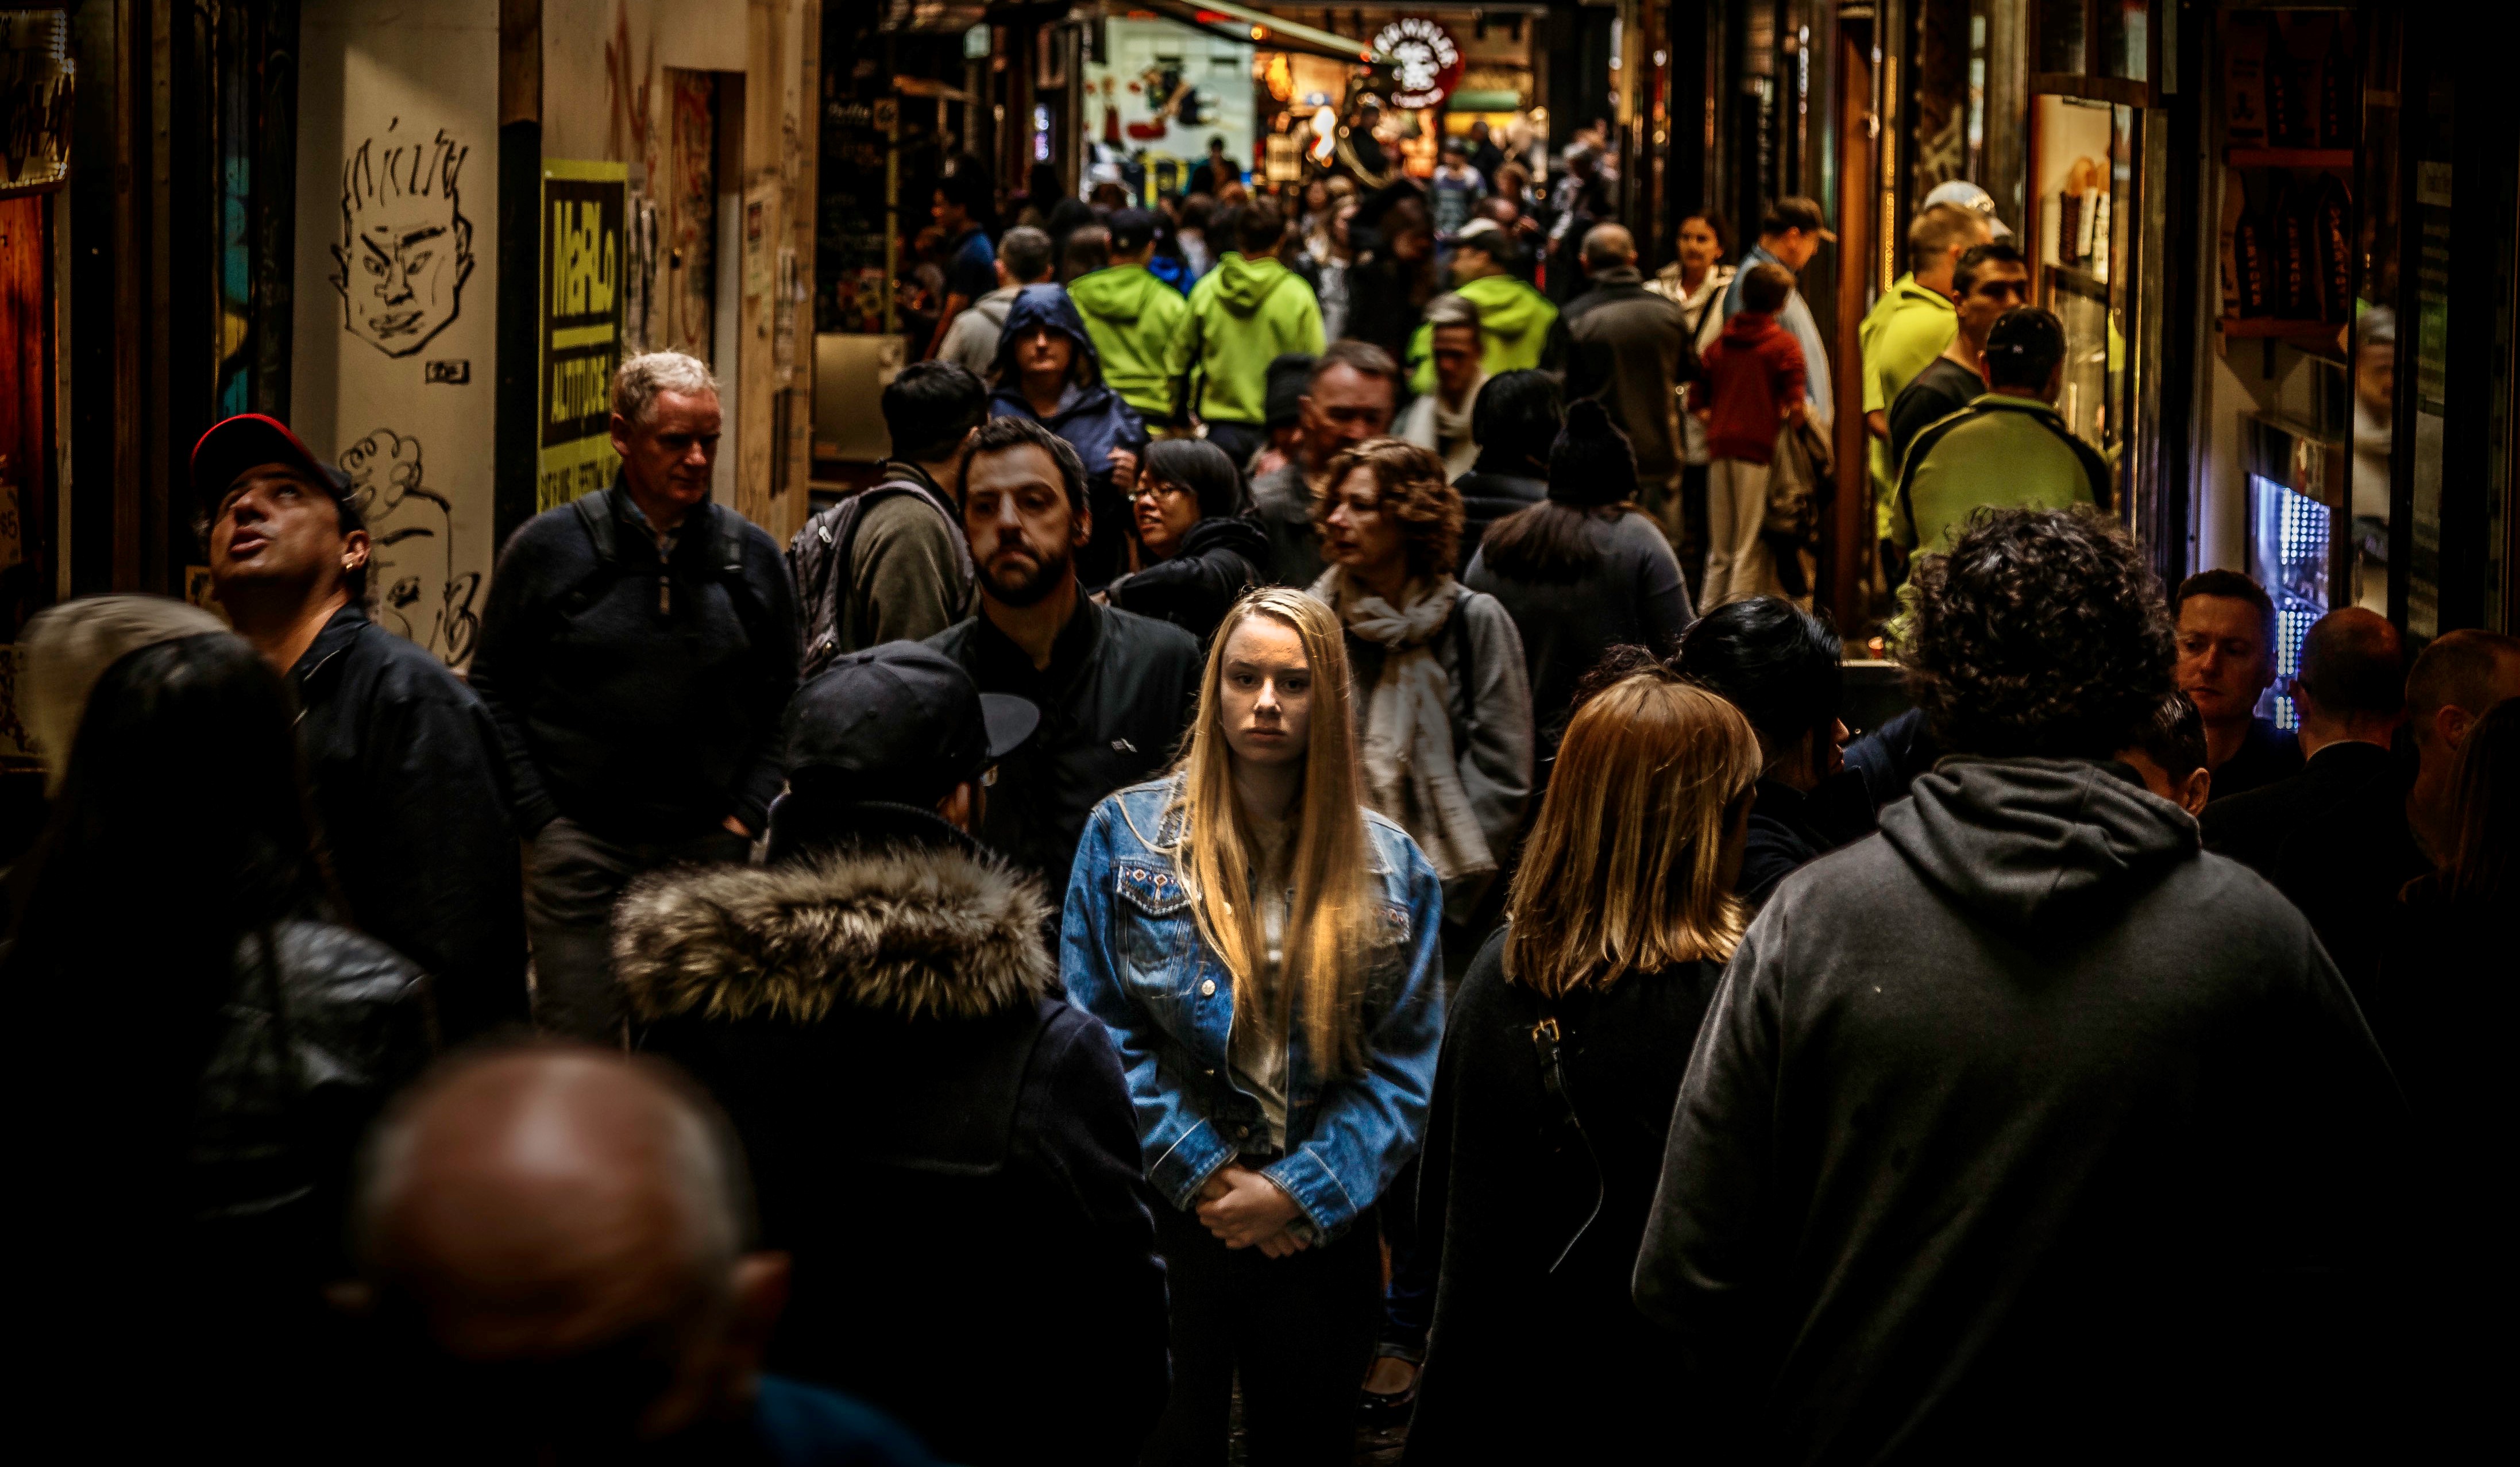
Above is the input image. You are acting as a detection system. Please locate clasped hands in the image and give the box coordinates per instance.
[1195,1164,1309,1258]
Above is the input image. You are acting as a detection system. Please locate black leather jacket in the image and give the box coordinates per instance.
[191,919,433,1277]
[1103,515,1271,646]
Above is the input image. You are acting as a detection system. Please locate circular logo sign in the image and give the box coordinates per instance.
[1372,17,1464,110]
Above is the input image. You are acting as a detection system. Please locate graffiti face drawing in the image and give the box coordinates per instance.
[331,123,476,358]
[338,427,481,666]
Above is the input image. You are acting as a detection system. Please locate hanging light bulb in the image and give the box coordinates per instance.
[1309,105,1337,165]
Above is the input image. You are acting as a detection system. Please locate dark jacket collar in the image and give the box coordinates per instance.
[613,838,1055,1025]
[289,602,372,694]
[970,592,1105,700]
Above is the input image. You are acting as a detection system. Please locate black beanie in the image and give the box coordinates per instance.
[1547,397,1638,508]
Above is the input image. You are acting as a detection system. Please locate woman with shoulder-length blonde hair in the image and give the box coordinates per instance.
[1402,663,1761,1465]
[1063,585,1446,1465]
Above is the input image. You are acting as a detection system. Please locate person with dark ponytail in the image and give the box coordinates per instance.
[1465,397,1695,764]
[1101,437,1271,644]
[1450,369,1561,560]
[5,631,431,1456]
[1672,596,1873,904]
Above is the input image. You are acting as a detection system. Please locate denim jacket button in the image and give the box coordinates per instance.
[1200,979,1217,997]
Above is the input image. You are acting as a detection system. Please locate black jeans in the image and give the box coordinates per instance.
[1142,1198,1381,1466]
[524,814,751,1039]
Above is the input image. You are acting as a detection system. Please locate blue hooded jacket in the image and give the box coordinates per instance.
[989,285,1149,586]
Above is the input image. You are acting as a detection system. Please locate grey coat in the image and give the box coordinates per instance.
[1325,582,1534,899]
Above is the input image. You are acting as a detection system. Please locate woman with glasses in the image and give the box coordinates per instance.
[1404,665,1761,1464]
[1063,586,1445,1464]
[1102,437,1271,645]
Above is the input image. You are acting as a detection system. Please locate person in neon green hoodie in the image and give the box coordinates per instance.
[1067,210,1190,426]
[1172,202,1324,466]
[1406,218,1557,395]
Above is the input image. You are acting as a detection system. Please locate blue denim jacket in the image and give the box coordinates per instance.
[1062,777,1446,1240]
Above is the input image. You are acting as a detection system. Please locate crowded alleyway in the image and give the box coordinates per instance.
[1,2,2512,1463]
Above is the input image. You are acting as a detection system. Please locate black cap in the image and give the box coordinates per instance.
[190,414,362,531]
[783,643,1039,809]
[1264,352,1317,428]
[1107,208,1160,253]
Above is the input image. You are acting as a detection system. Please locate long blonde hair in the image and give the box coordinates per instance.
[1504,671,1762,998]
[1170,588,1379,1071]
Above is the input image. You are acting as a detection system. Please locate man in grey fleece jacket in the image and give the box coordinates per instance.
[1637,508,2407,1464]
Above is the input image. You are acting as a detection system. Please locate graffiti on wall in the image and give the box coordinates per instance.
[330,120,475,358]
[339,427,481,665]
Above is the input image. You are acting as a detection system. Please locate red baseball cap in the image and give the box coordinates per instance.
[190,414,360,526]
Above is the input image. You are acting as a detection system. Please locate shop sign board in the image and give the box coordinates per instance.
[540,160,628,513]
[1372,16,1463,110]
[1,11,74,195]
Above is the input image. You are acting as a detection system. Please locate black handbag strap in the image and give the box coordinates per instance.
[1529,1003,1607,1273]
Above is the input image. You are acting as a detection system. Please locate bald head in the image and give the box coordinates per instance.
[2406,629,2520,729]
[348,1048,785,1451]
[1583,222,1637,273]
[359,1048,744,1334]
[2292,608,2407,755]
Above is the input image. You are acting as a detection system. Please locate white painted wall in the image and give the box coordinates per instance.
[292,0,501,669]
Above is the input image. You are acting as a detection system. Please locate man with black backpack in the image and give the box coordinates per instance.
[789,361,979,679]
[471,350,800,1040]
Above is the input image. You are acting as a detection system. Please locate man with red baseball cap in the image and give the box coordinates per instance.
[196,412,528,1041]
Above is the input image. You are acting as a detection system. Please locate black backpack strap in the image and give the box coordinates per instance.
[1445,592,1478,722]
[556,488,626,615]
[793,480,961,677]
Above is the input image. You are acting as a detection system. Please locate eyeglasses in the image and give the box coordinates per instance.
[1126,482,1190,504]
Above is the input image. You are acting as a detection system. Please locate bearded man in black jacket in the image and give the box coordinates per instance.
[470,352,800,1039]
[197,412,527,1043]
[1636,507,2408,1465]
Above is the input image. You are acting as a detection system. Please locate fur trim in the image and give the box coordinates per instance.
[613,847,1056,1024]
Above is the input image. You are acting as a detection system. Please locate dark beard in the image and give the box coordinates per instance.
[982,542,1074,607]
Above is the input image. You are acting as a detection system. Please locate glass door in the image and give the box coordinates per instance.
[2032,92,2136,495]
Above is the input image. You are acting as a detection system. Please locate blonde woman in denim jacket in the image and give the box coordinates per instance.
[1062,586,1446,1465]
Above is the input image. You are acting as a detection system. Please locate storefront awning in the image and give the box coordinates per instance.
[1131,0,1387,66]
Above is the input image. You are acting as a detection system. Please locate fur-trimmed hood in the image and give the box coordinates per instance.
[614,846,1056,1024]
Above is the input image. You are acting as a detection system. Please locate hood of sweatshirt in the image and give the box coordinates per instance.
[1457,272,1554,346]
[1208,251,1293,315]
[1877,756,2198,935]
[993,283,1106,385]
[1720,308,1781,345]
[1068,264,1167,325]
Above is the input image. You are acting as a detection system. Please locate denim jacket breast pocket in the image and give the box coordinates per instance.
[1113,858,1203,1017]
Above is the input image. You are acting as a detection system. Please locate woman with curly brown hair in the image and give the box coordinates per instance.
[1635,507,2405,1465]
[1307,438,1533,912]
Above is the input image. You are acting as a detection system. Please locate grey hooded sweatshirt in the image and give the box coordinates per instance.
[1637,757,2405,1465]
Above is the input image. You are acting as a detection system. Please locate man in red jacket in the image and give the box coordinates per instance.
[1693,262,1807,607]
